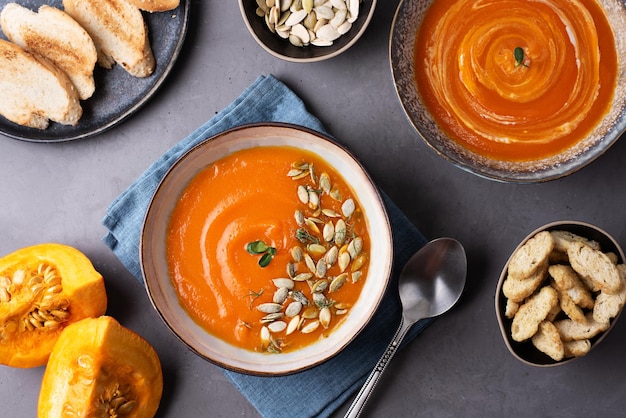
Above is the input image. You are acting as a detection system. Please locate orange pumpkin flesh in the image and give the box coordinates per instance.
[0,243,107,368]
[38,316,163,418]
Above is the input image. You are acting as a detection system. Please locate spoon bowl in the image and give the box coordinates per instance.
[345,237,467,417]
[400,238,467,321]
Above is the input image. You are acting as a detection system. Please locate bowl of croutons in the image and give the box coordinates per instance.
[496,221,626,366]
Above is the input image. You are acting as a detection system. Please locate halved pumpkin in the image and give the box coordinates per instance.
[38,316,163,418]
[0,243,107,367]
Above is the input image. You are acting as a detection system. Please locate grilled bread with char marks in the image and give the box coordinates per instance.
[63,0,155,78]
[0,39,81,129]
[0,3,97,100]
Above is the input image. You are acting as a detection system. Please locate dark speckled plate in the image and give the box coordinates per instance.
[0,0,190,142]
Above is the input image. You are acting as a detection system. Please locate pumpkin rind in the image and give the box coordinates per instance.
[0,243,107,367]
[38,316,163,418]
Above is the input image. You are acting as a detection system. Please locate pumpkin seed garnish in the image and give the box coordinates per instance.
[286,315,300,335]
[301,320,320,334]
[257,302,284,314]
[514,47,529,68]
[248,158,370,353]
[296,227,319,244]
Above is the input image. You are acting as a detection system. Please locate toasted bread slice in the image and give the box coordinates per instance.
[568,242,621,294]
[557,288,586,324]
[554,312,609,341]
[531,321,564,361]
[511,285,558,342]
[62,0,155,78]
[0,39,81,129]
[125,0,180,12]
[550,230,601,253]
[503,260,548,303]
[563,339,591,358]
[593,264,626,323]
[0,3,97,100]
[508,231,554,281]
[549,264,595,309]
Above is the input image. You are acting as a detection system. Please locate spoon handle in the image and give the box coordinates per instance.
[344,317,412,418]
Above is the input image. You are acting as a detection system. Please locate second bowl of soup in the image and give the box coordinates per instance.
[391,0,626,182]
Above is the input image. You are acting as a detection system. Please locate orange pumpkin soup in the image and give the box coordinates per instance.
[414,0,618,161]
[166,146,369,353]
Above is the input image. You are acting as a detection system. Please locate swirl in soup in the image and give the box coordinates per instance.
[166,146,369,353]
[414,0,618,161]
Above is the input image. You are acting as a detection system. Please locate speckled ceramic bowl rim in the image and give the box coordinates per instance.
[238,0,377,63]
[495,220,625,367]
[140,122,393,375]
[390,0,626,183]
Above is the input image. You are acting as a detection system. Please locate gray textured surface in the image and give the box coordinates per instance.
[1,1,626,417]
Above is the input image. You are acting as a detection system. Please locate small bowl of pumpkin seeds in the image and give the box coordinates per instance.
[239,0,376,62]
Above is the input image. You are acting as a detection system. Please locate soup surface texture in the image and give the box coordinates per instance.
[166,146,369,353]
[414,0,618,161]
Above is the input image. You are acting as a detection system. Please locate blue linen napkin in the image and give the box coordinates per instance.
[102,74,434,418]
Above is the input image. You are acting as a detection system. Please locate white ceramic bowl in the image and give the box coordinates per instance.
[391,0,626,182]
[495,221,625,366]
[140,123,393,375]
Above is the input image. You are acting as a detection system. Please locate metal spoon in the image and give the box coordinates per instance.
[344,237,467,418]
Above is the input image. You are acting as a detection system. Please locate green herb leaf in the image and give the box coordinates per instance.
[514,47,529,68]
[247,240,270,254]
[245,289,264,309]
[246,240,277,267]
[258,252,274,268]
